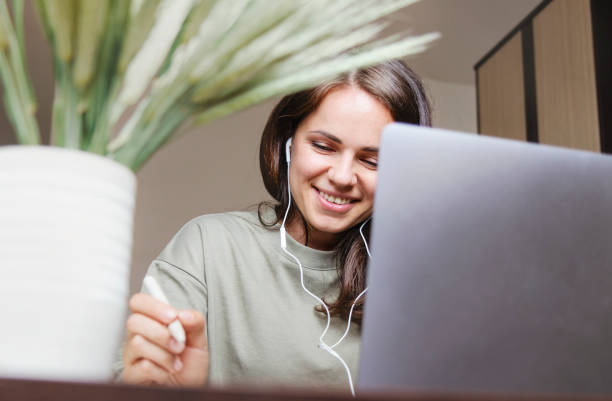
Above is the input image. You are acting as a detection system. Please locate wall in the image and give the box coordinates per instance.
[424,78,478,134]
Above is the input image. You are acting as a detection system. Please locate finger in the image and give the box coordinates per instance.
[125,313,185,354]
[124,334,183,374]
[129,293,177,325]
[178,310,208,350]
[123,358,174,386]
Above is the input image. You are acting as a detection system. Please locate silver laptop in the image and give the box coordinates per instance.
[358,123,612,396]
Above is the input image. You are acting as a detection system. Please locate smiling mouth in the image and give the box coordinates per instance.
[314,187,357,205]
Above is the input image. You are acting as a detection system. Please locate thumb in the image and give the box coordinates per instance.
[178,310,208,350]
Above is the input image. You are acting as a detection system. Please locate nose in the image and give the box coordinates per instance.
[328,155,357,188]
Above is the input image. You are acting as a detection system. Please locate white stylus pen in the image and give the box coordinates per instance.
[143,276,186,344]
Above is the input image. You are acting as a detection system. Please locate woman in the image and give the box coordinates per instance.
[120,60,431,392]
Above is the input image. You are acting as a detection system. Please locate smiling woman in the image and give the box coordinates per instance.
[119,60,431,393]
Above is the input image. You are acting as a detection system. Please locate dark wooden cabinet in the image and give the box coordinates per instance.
[475,0,611,153]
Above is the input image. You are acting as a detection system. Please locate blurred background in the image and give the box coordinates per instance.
[0,0,540,293]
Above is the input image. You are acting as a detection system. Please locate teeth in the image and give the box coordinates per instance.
[320,190,351,205]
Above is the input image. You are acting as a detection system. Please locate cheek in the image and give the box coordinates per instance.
[289,162,314,200]
[362,173,378,201]
[291,152,327,183]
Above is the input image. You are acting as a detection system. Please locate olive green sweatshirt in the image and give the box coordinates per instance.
[119,208,361,391]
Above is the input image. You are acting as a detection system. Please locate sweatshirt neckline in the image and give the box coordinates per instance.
[280,230,336,271]
[250,207,337,271]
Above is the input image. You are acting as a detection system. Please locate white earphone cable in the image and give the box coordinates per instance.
[281,163,334,344]
[281,139,371,397]
[330,217,370,349]
[359,217,372,259]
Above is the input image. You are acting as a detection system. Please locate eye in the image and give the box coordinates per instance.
[361,157,378,169]
[312,141,333,152]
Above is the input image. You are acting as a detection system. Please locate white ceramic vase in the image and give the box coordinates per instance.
[0,145,136,381]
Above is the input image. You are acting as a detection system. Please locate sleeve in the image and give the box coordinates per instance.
[144,218,208,314]
[113,218,208,379]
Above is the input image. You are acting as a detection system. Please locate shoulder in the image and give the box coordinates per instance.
[187,209,270,229]
[183,207,278,240]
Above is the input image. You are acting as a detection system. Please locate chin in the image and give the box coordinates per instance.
[311,219,355,235]
[320,226,349,235]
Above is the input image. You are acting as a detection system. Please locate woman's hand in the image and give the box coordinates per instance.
[122,293,209,387]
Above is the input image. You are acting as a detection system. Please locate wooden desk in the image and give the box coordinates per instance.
[1,378,610,401]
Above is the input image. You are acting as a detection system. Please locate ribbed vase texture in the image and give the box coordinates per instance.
[0,146,136,381]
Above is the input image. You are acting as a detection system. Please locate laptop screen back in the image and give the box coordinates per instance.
[358,124,612,396]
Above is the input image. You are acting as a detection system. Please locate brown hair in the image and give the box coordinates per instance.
[258,60,431,325]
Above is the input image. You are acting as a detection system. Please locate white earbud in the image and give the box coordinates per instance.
[280,138,293,250]
[285,137,292,164]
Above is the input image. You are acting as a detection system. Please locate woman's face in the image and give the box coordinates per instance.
[287,85,394,250]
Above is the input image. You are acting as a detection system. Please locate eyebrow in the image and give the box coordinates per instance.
[309,130,379,153]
